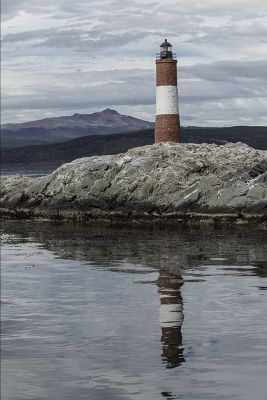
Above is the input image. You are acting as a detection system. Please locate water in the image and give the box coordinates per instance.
[1,163,61,177]
[1,221,267,400]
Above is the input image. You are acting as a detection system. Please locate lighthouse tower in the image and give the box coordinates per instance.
[155,39,181,143]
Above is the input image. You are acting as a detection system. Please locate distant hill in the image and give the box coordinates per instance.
[2,126,267,174]
[1,108,154,149]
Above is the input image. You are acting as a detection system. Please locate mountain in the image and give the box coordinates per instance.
[1,108,154,149]
[2,108,154,131]
[2,126,267,175]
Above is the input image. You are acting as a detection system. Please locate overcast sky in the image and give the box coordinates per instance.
[2,0,267,126]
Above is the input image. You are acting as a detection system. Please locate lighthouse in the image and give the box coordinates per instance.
[155,39,181,143]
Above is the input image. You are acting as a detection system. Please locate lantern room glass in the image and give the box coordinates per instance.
[161,44,172,52]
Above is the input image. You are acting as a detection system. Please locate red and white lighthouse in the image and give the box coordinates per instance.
[155,39,181,143]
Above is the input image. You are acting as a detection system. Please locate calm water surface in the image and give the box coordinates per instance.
[1,221,267,400]
[1,163,61,177]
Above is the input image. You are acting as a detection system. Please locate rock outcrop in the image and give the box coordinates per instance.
[1,142,267,223]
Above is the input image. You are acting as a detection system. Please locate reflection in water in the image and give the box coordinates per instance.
[1,221,267,276]
[1,220,267,400]
[161,392,176,399]
[157,271,185,369]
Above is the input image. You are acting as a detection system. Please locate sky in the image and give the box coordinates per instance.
[2,0,267,126]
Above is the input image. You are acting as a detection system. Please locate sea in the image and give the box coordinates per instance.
[1,220,267,400]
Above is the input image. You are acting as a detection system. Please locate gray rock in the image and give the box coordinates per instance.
[1,142,267,221]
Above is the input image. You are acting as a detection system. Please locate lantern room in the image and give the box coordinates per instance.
[159,39,173,60]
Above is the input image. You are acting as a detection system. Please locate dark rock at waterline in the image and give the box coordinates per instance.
[1,143,267,223]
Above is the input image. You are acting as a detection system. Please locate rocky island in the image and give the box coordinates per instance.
[1,142,267,224]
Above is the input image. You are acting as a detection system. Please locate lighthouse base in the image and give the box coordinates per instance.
[155,114,181,143]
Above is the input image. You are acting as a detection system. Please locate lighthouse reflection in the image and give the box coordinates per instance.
[157,270,185,369]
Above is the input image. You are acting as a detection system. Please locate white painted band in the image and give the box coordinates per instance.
[156,85,178,115]
[159,304,183,327]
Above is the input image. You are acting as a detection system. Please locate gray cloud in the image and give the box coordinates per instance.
[3,62,266,110]
[2,0,267,125]
[181,60,267,82]
[3,26,152,51]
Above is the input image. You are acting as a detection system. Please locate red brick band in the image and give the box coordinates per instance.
[155,114,181,143]
[156,59,177,86]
